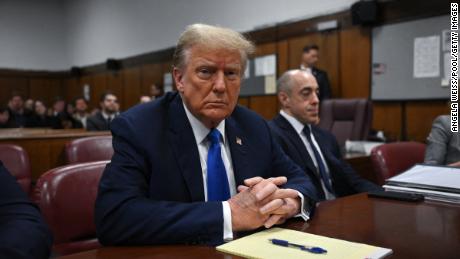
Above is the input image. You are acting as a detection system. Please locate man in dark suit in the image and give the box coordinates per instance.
[0,161,53,259]
[269,70,382,201]
[86,92,119,131]
[95,24,318,246]
[301,44,331,100]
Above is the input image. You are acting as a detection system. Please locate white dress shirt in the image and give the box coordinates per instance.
[280,110,336,200]
[300,64,313,74]
[183,103,236,241]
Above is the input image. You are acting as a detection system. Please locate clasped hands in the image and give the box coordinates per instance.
[228,176,301,231]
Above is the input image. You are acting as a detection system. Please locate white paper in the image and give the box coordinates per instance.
[413,35,440,78]
[244,60,250,79]
[443,52,451,84]
[442,29,451,52]
[388,164,460,189]
[264,75,276,94]
[163,73,172,85]
[255,55,276,76]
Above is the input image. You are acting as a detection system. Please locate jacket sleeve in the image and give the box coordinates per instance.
[265,121,319,206]
[0,162,53,259]
[424,116,450,165]
[95,116,224,246]
[329,134,382,193]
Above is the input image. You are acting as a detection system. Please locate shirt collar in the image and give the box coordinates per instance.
[183,102,226,145]
[280,110,311,135]
[101,111,112,120]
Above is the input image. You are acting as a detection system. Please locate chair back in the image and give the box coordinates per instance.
[65,135,113,163]
[32,161,108,255]
[0,144,31,194]
[370,142,426,185]
[319,99,372,147]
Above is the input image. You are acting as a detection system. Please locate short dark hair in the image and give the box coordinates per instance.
[10,92,24,100]
[303,44,319,53]
[73,96,88,106]
[100,91,115,102]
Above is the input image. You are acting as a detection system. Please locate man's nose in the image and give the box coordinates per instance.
[213,71,226,92]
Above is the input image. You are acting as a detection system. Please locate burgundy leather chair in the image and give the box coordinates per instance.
[32,161,108,255]
[0,144,31,194]
[370,142,426,185]
[65,135,113,164]
[318,99,372,147]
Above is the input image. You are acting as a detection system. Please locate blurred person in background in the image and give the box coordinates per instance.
[26,100,53,128]
[87,92,119,131]
[7,93,28,127]
[73,97,90,128]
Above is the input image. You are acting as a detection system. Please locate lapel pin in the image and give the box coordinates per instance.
[236,137,242,145]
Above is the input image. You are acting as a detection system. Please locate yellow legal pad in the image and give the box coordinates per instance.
[216,228,392,259]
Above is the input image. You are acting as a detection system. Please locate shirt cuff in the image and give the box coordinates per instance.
[222,201,234,241]
[295,191,310,221]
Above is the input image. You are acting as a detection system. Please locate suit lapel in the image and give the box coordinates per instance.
[168,95,205,202]
[225,116,249,186]
[273,115,317,174]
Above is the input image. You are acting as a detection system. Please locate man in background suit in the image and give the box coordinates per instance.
[269,70,382,201]
[300,44,331,100]
[86,92,119,131]
[95,24,317,246]
[0,161,52,259]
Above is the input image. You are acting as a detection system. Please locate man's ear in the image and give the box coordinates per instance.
[278,91,290,108]
[173,67,184,93]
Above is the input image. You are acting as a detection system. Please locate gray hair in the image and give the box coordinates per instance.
[172,23,255,72]
[277,69,304,95]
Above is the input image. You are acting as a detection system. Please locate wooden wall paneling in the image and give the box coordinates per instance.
[29,78,63,107]
[0,77,29,106]
[277,40,289,75]
[339,26,371,98]
[91,73,108,109]
[140,63,164,96]
[79,75,95,108]
[287,31,339,97]
[122,67,141,110]
[106,72,124,111]
[238,97,249,108]
[249,95,278,120]
[372,102,402,141]
[406,101,449,142]
[63,77,81,103]
[254,42,276,57]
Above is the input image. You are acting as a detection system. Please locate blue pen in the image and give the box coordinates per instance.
[269,239,327,254]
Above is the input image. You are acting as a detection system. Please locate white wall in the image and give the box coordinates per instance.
[0,0,358,70]
[0,0,68,70]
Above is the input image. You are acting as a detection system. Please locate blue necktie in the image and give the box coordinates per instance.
[303,126,334,194]
[206,128,230,201]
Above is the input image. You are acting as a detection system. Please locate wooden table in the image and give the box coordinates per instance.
[345,152,377,183]
[0,128,110,180]
[58,193,460,259]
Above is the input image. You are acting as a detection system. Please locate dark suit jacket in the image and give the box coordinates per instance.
[95,92,317,246]
[0,161,52,259]
[86,112,110,131]
[312,67,331,100]
[269,114,382,200]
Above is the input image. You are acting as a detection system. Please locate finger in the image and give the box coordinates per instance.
[237,185,249,192]
[269,198,300,217]
[243,177,264,187]
[264,214,283,228]
[269,188,299,200]
[260,198,284,214]
[267,176,287,186]
[252,181,278,201]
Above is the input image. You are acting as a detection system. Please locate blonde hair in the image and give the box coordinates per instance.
[172,23,255,72]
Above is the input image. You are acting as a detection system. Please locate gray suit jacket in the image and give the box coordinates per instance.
[424,115,460,165]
